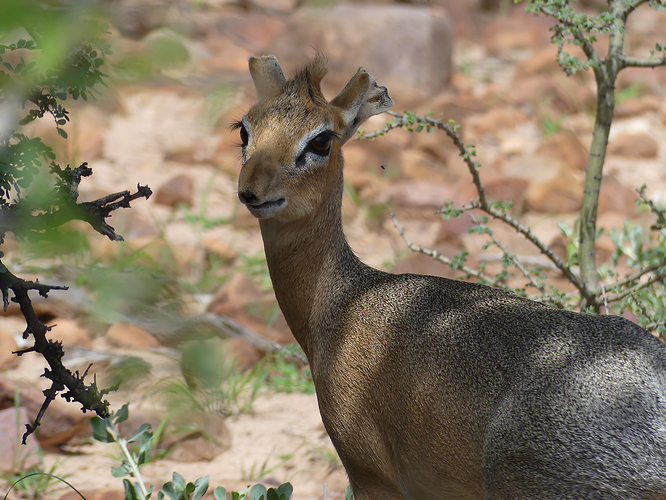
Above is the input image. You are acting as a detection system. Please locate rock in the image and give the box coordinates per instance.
[384,181,463,209]
[216,13,286,55]
[0,329,19,370]
[208,273,263,310]
[483,10,551,54]
[0,407,41,472]
[270,4,454,98]
[221,338,262,372]
[536,132,589,172]
[118,408,231,462]
[435,216,475,246]
[46,318,92,349]
[155,174,195,208]
[525,168,583,213]
[106,323,160,349]
[598,179,639,217]
[202,236,239,264]
[478,177,530,214]
[472,107,529,137]
[608,133,659,158]
[0,378,91,449]
[398,149,448,183]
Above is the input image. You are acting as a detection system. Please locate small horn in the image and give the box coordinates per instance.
[249,55,287,102]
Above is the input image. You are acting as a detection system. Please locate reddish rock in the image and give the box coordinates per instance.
[525,169,583,213]
[598,180,639,216]
[46,318,92,349]
[480,177,530,214]
[384,181,463,210]
[221,338,262,372]
[435,216,475,246]
[536,132,589,172]
[202,236,238,264]
[608,133,659,158]
[0,407,41,472]
[270,4,454,98]
[0,329,19,370]
[118,408,231,462]
[473,107,529,137]
[106,323,160,349]
[208,273,263,311]
[0,378,91,449]
[398,149,448,183]
[155,174,195,208]
[483,11,551,54]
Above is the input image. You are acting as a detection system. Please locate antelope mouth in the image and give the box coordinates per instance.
[245,198,286,218]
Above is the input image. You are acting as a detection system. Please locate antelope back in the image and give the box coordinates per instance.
[236,54,393,222]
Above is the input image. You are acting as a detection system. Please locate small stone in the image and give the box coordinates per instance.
[155,174,195,207]
[46,318,92,349]
[207,273,263,311]
[525,168,583,213]
[473,107,529,137]
[0,407,41,472]
[536,133,589,172]
[384,181,462,209]
[0,378,91,449]
[0,329,19,370]
[608,133,658,158]
[106,323,160,349]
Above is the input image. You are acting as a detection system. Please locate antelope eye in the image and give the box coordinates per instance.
[239,125,249,146]
[309,132,333,156]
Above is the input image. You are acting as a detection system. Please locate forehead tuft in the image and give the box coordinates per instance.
[247,54,332,129]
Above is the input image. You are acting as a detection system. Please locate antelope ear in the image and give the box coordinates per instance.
[249,55,287,102]
[330,67,393,144]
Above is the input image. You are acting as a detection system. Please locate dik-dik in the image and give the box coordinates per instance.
[235,54,666,500]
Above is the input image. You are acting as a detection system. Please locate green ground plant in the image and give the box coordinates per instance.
[91,405,294,500]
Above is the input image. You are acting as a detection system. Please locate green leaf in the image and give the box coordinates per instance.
[345,485,354,500]
[90,416,114,443]
[115,403,130,424]
[250,484,267,500]
[123,479,140,500]
[172,472,186,492]
[276,483,292,499]
[192,476,209,500]
[112,464,130,478]
[213,487,227,500]
[129,422,152,443]
[161,482,179,500]
[137,426,153,465]
[57,128,68,139]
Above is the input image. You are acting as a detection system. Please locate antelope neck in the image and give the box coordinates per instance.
[258,189,362,359]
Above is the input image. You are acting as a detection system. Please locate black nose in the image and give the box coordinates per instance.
[238,191,258,205]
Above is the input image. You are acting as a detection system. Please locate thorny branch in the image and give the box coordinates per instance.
[2,163,153,242]
[365,111,665,317]
[362,111,588,294]
[0,163,151,443]
[390,213,502,287]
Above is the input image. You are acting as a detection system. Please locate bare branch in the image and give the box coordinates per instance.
[468,212,548,296]
[621,54,666,68]
[0,263,112,443]
[370,111,588,298]
[390,213,503,287]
